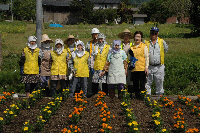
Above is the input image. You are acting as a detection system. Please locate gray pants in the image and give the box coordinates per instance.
[70,77,87,97]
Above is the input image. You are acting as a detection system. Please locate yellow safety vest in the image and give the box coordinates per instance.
[121,42,133,50]
[130,43,146,72]
[145,37,164,65]
[23,47,40,74]
[74,51,89,77]
[94,45,110,70]
[51,49,68,75]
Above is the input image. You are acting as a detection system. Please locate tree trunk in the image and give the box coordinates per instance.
[0,34,3,70]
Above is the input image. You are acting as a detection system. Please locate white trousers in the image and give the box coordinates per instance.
[146,65,165,95]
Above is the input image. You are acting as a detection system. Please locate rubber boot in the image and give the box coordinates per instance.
[118,90,122,99]
[109,89,115,99]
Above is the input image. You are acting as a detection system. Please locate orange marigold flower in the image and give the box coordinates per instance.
[108,126,112,130]
[173,116,177,119]
[177,115,180,119]
[100,115,103,117]
[95,104,97,107]
[102,123,108,128]
[107,111,110,115]
[182,118,184,120]
[102,118,106,122]
[70,125,73,128]
[78,128,81,131]
[69,114,72,118]
[192,109,194,112]
[74,130,77,132]
[181,125,184,128]
[74,126,77,129]
[104,114,107,117]
[67,130,71,133]
[113,115,115,118]
[12,92,14,94]
[62,128,68,133]
[107,115,110,119]
[100,129,104,132]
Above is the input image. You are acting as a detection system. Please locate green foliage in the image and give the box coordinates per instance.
[0,53,24,93]
[13,0,36,22]
[190,0,200,34]
[0,21,27,33]
[139,0,173,23]
[117,3,134,24]
[70,0,94,24]
[164,57,200,95]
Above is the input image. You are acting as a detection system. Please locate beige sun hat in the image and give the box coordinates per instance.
[64,35,78,44]
[118,29,134,39]
[40,34,54,43]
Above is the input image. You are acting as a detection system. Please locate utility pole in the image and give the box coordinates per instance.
[36,0,42,48]
[11,0,13,22]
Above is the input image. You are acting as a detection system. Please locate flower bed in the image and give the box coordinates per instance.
[0,93,200,132]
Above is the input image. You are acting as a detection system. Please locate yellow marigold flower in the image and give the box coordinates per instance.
[0,117,3,120]
[66,89,69,91]
[128,114,131,117]
[128,122,132,126]
[29,94,33,97]
[154,120,160,125]
[60,97,62,100]
[47,110,51,113]
[42,120,45,122]
[33,98,35,101]
[45,106,50,109]
[134,128,138,130]
[25,122,28,125]
[24,127,28,131]
[43,109,47,111]
[9,111,14,114]
[132,121,138,126]
[10,104,15,107]
[141,91,145,93]
[3,111,7,114]
[39,116,42,119]
[6,109,9,111]
[16,107,19,109]
[162,129,167,132]
[28,106,30,108]
[14,115,17,117]
[63,89,65,92]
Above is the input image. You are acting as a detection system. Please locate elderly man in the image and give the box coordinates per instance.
[85,28,100,97]
[144,27,169,96]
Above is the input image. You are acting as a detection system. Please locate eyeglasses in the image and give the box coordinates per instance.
[151,32,158,35]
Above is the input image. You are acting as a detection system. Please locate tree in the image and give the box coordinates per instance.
[117,3,134,24]
[139,0,172,23]
[190,0,200,33]
[164,0,192,24]
[13,0,36,22]
[70,0,94,24]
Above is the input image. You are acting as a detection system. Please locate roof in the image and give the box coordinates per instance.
[42,0,121,6]
[0,4,9,11]
[131,8,139,12]
[133,14,147,17]
[42,0,72,6]
[90,0,121,4]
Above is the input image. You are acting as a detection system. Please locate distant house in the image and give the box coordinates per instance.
[42,0,121,24]
[91,0,121,9]
[133,14,147,25]
[166,16,190,24]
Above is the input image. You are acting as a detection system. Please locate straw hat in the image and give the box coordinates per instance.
[118,29,134,39]
[40,34,54,43]
[64,35,78,44]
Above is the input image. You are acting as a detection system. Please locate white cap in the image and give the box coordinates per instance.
[75,40,84,47]
[28,36,37,42]
[55,39,64,46]
[91,28,100,35]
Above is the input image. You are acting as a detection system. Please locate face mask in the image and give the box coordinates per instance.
[42,43,50,48]
[28,43,37,49]
[55,46,64,55]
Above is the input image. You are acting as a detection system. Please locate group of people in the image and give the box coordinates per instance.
[19,27,168,99]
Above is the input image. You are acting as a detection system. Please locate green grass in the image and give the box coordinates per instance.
[0,22,200,95]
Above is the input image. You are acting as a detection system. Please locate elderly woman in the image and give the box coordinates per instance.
[129,31,149,99]
[91,33,110,95]
[64,35,78,55]
[19,36,41,97]
[100,40,128,99]
[69,40,90,97]
[118,29,134,97]
[50,39,69,96]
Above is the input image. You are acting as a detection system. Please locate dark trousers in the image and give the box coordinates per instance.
[131,71,146,97]
[92,83,108,95]
[50,80,66,96]
[25,83,39,93]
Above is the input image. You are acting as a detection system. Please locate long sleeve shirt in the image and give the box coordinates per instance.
[143,38,168,65]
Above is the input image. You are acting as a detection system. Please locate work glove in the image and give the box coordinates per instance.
[90,68,94,75]
[128,57,138,70]
[20,66,24,75]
